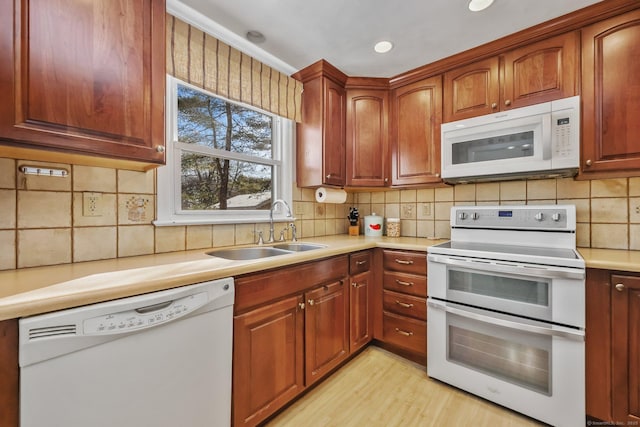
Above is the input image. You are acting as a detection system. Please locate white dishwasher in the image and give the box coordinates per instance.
[19,277,234,427]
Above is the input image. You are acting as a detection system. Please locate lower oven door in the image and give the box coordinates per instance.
[427,299,584,427]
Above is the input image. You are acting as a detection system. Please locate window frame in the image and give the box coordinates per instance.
[155,76,294,226]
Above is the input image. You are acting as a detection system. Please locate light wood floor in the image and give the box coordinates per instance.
[266,346,545,427]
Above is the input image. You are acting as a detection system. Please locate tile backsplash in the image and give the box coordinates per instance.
[0,157,638,270]
[0,158,352,270]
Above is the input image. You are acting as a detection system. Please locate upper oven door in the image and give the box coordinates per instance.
[441,111,551,180]
[427,254,585,328]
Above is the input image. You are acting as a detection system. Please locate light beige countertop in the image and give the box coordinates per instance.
[0,236,443,321]
[0,235,637,321]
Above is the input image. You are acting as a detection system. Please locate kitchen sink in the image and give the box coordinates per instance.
[206,242,327,260]
[272,243,328,252]
[205,247,292,260]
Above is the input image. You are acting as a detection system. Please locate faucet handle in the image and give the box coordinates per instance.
[289,222,298,242]
[256,230,264,245]
[278,229,286,242]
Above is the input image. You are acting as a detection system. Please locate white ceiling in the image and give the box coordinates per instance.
[174,0,603,78]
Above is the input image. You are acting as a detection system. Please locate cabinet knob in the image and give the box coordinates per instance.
[352,282,358,288]
[384,178,388,183]
[585,159,592,167]
[298,302,305,310]
[356,260,367,266]
[326,174,331,179]
[307,299,315,306]
[491,102,498,109]
[156,145,165,153]
[505,99,512,106]
[615,283,625,292]
[435,173,440,178]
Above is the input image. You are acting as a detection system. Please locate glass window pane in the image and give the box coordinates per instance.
[452,131,534,164]
[448,269,549,306]
[181,152,272,211]
[177,85,273,160]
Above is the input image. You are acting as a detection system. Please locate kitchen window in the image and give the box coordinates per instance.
[156,76,293,225]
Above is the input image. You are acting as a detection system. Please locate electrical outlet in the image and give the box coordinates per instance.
[636,205,640,215]
[421,203,432,216]
[83,192,103,217]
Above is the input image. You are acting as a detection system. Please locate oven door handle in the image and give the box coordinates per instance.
[427,254,584,280]
[427,299,585,341]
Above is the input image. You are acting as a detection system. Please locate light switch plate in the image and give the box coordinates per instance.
[83,192,103,217]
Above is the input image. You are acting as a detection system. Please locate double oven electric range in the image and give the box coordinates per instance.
[427,205,585,427]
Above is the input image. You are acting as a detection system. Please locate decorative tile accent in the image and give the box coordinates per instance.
[400,203,416,220]
[118,195,154,225]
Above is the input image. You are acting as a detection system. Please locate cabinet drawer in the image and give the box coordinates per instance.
[383,290,426,321]
[382,250,426,275]
[383,271,427,297]
[350,250,372,275]
[382,311,426,356]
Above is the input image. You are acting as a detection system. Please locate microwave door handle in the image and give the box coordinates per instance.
[427,299,584,341]
[427,254,584,280]
[542,114,552,160]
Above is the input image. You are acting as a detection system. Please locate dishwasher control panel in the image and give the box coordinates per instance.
[83,291,208,335]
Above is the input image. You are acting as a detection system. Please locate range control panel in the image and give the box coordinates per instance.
[452,205,573,230]
[83,291,208,335]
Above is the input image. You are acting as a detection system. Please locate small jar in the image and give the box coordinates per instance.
[386,218,401,237]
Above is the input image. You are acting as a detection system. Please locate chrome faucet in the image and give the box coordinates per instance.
[268,199,293,243]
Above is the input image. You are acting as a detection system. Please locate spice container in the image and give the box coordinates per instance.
[386,218,401,237]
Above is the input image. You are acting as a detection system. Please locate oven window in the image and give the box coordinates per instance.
[447,316,551,395]
[452,131,534,164]
[448,269,549,306]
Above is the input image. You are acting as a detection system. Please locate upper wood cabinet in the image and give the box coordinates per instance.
[444,32,578,122]
[390,75,443,186]
[581,9,640,177]
[346,85,389,187]
[0,0,166,167]
[294,60,347,187]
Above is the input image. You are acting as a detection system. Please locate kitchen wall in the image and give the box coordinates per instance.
[0,156,638,271]
[0,157,353,271]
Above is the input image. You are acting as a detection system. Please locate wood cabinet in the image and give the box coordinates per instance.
[232,256,349,427]
[294,60,347,187]
[349,251,373,352]
[346,84,389,187]
[0,0,166,168]
[586,268,640,423]
[390,76,443,186]
[380,250,428,363]
[444,32,578,122]
[581,9,640,177]
[0,319,18,427]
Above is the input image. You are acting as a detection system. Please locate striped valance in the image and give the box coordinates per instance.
[166,14,302,122]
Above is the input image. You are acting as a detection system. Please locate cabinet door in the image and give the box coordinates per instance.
[233,295,304,427]
[323,79,347,186]
[346,89,388,187]
[350,270,372,352]
[305,279,349,385]
[611,274,640,423]
[443,57,499,122]
[0,0,165,165]
[581,10,640,176]
[502,32,578,110]
[390,75,442,186]
[0,319,18,427]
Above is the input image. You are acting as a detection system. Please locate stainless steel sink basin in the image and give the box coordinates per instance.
[205,247,291,260]
[272,243,328,252]
[205,242,327,259]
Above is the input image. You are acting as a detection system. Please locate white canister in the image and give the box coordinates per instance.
[364,213,383,237]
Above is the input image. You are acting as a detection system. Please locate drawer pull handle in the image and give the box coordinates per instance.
[394,259,414,265]
[356,260,367,265]
[352,282,366,288]
[396,279,414,287]
[395,328,413,337]
[395,301,414,308]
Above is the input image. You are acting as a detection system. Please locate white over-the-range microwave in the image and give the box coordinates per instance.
[440,96,580,183]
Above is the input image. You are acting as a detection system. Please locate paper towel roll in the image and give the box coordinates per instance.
[315,187,347,204]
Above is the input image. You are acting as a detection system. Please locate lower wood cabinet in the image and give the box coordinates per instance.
[586,268,640,423]
[349,250,373,353]
[0,319,18,427]
[232,256,350,427]
[378,249,428,363]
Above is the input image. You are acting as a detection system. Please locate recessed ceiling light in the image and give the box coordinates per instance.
[374,41,393,54]
[468,0,494,12]
[246,30,266,44]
